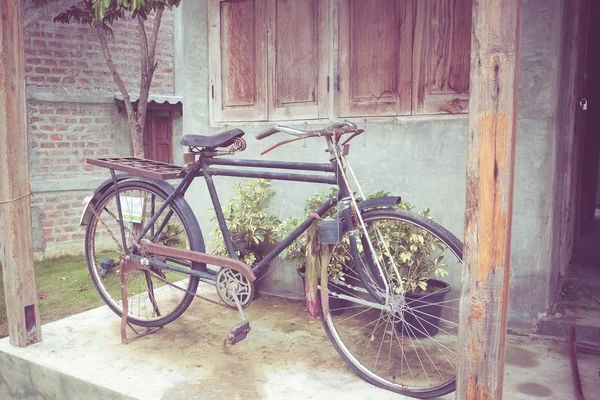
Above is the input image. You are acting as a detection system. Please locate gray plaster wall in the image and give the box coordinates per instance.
[180,0,564,330]
[507,0,564,330]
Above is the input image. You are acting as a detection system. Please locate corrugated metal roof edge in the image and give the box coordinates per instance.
[113,92,183,105]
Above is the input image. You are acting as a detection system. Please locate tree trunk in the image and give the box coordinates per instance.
[130,118,145,158]
[96,6,165,160]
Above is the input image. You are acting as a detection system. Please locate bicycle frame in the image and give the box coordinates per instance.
[173,155,352,277]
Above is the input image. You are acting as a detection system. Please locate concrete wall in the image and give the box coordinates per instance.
[508,0,564,330]
[180,0,565,329]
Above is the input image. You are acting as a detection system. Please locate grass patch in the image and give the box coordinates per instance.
[0,254,105,339]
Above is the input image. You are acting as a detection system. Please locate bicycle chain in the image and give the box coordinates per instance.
[147,270,230,309]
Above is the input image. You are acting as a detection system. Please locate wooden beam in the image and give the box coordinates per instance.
[457,0,522,398]
[0,0,42,346]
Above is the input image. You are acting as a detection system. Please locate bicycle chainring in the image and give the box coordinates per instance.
[215,268,255,309]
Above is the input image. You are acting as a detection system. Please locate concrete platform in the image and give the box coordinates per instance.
[538,218,600,343]
[1,283,599,399]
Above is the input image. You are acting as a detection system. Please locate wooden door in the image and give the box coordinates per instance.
[577,0,600,236]
[559,0,590,275]
[144,112,173,164]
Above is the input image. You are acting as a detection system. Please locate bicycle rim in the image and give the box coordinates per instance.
[320,209,463,398]
[85,181,202,327]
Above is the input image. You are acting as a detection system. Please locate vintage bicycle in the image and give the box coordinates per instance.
[80,121,463,398]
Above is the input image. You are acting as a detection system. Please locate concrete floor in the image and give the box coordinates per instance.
[1,284,599,400]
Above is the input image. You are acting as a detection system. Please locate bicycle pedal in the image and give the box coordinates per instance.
[227,321,251,345]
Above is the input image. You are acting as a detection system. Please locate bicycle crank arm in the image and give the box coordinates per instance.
[227,289,251,345]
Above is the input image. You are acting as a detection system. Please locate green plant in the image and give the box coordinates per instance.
[156,223,184,247]
[369,204,448,293]
[278,189,448,295]
[210,179,280,266]
[276,188,350,279]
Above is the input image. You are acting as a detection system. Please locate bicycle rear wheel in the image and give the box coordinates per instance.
[85,180,204,327]
[319,209,463,398]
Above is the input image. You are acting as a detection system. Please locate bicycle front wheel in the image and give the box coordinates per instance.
[85,180,204,327]
[320,209,463,398]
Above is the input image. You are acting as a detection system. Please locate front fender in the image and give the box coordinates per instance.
[79,174,177,226]
[357,195,401,212]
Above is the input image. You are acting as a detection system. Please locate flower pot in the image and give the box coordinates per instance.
[252,242,305,301]
[397,279,451,338]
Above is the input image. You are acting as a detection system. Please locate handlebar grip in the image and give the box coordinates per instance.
[256,127,279,140]
[327,121,358,130]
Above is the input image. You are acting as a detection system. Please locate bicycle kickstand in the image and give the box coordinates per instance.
[226,289,251,345]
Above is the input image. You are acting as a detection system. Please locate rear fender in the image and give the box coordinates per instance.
[79,174,178,226]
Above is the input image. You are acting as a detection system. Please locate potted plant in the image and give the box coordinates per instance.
[279,191,451,338]
[209,179,281,291]
[376,202,451,338]
[277,189,353,317]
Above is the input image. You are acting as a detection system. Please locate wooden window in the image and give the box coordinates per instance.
[208,0,472,122]
[209,0,268,122]
[337,0,412,118]
[412,0,472,114]
[268,0,329,120]
[209,0,328,123]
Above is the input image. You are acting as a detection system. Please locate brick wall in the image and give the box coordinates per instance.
[28,101,120,181]
[31,191,88,252]
[24,6,176,256]
[24,13,174,94]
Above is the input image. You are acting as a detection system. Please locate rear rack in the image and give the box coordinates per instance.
[86,157,186,180]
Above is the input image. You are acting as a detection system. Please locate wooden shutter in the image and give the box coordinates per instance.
[413,0,472,114]
[267,0,329,120]
[337,0,412,118]
[209,0,268,122]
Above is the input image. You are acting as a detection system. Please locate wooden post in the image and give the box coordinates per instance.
[457,0,522,398]
[0,0,42,346]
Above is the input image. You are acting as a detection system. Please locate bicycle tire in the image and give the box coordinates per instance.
[319,208,463,398]
[85,180,205,327]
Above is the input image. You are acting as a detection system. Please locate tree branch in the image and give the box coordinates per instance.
[97,28,134,119]
[136,6,164,139]
[97,28,138,156]
[148,6,164,68]
[137,14,150,76]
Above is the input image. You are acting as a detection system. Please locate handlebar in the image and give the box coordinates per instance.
[255,127,279,140]
[255,121,358,140]
[326,121,358,130]
[255,121,364,156]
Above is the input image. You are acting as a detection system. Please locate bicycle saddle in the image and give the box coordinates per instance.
[181,128,245,149]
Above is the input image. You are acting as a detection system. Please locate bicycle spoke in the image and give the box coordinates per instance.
[361,310,385,364]
[87,182,199,327]
[321,209,462,395]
